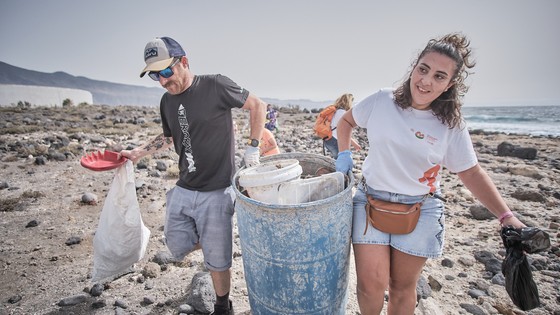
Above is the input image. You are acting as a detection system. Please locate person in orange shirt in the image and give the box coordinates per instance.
[260,128,280,156]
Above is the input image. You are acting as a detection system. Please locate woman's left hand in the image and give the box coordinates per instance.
[501,215,526,229]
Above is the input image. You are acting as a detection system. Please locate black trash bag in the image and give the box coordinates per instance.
[501,226,551,311]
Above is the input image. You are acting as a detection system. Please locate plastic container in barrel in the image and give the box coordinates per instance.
[233,153,354,315]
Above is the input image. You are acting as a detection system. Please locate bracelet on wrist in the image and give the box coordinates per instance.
[498,211,514,224]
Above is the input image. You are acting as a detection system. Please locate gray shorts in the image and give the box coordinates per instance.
[164,185,235,271]
[352,184,445,258]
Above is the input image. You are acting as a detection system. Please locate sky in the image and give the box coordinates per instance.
[1,0,559,106]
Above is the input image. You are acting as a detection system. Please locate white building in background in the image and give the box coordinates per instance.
[0,84,93,107]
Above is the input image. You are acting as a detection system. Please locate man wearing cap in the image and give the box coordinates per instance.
[120,36,265,315]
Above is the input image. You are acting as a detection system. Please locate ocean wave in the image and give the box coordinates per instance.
[463,105,560,136]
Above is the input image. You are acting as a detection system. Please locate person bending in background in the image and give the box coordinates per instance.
[335,33,525,315]
[265,104,278,132]
[324,93,361,159]
[260,128,280,156]
[120,36,266,315]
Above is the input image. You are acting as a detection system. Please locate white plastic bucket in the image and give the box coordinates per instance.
[238,159,344,205]
[251,171,345,205]
[238,159,303,204]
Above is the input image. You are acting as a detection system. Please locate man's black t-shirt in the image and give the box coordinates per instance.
[160,74,249,191]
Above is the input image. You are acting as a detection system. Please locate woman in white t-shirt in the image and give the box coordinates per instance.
[323,93,361,158]
[335,33,526,314]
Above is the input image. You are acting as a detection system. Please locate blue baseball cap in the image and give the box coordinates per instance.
[140,37,186,77]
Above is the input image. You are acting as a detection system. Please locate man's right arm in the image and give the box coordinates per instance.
[119,133,173,163]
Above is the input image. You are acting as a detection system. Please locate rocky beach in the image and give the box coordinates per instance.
[0,104,559,315]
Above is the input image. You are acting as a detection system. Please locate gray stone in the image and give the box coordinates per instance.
[460,303,487,315]
[469,204,494,220]
[467,289,487,298]
[81,192,98,205]
[142,262,160,278]
[151,251,181,265]
[416,276,432,300]
[89,283,104,297]
[156,161,167,171]
[186,272,215,313]
[57,294,88,306]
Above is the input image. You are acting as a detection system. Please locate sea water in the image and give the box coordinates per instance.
[463,105,560,137]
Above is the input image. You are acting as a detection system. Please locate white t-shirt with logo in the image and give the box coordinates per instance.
[331,109,346,139]
[352,88,478,196]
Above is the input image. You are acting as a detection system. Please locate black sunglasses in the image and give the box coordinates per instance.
[148,58,181,81]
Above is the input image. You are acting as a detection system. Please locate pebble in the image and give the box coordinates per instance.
[89,283,104,297]
[57,294,87,306]
[65,236,82,246]
[25,220,40,228]
[81,192,98,205]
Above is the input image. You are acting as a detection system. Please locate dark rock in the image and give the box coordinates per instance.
[8,294,22,304]
[91,299,106,309]
[427,275,442,292]
[142,296,155,305]
[155,161,167,171]
[473,250,496,264]
[58,294,88,306]
[151,251,181,265]
[497,141,537,160]
[485,259,502,276]
[49,152,67,161]
[469,204,494,220]
[90,283,104,297]
[65,236,82,246]
[460,303,486,315]
[441,258,454,267]
[25,220,40,228]
[34,156,47,165]
[491,273,506,286]
[511,189,547,202]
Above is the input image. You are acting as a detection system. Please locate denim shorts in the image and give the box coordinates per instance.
[352,183,445,258]
[164,185,235,271]
[323,137,339,159]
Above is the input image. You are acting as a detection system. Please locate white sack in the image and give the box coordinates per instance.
[92,160,150,283]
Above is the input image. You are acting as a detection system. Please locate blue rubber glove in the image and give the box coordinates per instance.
[335,150,353,174]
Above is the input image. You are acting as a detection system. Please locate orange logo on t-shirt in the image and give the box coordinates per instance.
[419,164,441,193]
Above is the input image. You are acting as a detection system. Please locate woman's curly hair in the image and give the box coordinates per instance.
[394,33,476,128]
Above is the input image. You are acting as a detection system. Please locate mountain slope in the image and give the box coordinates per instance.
[0,61,165,107]
[0,61,332,109]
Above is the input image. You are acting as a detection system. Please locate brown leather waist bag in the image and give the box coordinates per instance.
[364,195,422,235]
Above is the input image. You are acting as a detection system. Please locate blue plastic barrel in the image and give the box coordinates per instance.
[233,153,354,315]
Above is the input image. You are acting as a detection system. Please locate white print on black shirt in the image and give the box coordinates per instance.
[178,104,196,173]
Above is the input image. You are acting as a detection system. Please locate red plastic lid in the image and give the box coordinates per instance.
[80,150,128,171]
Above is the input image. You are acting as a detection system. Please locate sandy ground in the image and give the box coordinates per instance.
[1,105,559,315]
